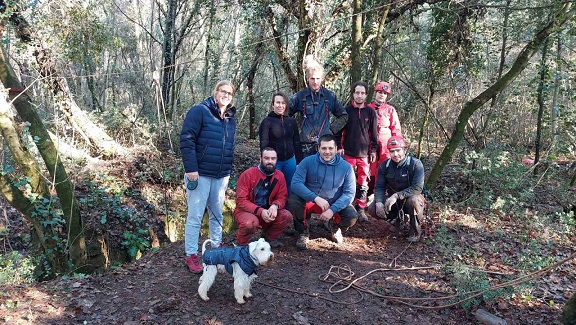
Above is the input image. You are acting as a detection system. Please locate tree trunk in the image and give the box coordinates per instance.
[83,54,102,112]
[246,27,264,140]
[426,3,576,189]
[550,34,561,144]
[534,37,550,172]
[0,46,87,271]
[34,47,123,157]
[368,3,390,100]
[266,5,298,92]
[350,0,362,85]
[0,90,48,216]
[0,2,122,157]
[562,292,576,325]
[161,0,176,118]
[417,87,434,159]
[297,0,311,89]
[476,0,511,151]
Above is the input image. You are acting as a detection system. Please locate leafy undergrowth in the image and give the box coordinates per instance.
[0,142,575,324]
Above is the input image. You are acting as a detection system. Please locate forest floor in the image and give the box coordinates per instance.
[1,139,575,325]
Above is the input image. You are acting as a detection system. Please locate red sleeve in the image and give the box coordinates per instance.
[389,106,402,136]
[235,169,262,215]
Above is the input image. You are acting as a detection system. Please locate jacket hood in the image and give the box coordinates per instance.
[267,111,285,118]
[202,96,237,119]
[315,152,342,166]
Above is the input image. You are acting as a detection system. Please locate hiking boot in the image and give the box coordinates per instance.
[358,209,369,222]
[185,254,203,273]
[330,226,344,244]
[296,234,309,250]
[284,226,296,236]
[268,239,284,248]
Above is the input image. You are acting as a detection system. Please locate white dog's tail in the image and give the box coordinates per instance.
[201,239,219,255]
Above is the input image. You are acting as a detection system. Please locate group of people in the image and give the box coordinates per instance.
[180,64,427,273]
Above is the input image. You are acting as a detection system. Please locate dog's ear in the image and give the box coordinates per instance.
[257,238,266,243]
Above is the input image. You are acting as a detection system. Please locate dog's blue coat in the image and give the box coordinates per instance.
[203,246,258,275]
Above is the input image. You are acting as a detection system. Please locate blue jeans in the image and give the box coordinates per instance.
[184,175,229,255]
[276,156,296,194]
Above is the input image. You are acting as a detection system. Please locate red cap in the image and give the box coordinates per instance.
[374,81,391,94]
[387,136,406,150]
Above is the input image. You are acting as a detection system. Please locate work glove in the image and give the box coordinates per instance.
[375,202,386,219]
[385,194,397,212]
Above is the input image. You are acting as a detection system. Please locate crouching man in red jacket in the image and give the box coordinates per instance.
[234,147,293,248]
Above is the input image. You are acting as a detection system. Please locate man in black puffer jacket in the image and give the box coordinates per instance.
[367,136,426,242]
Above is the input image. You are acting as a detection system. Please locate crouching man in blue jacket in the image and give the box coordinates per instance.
[288,134,359,250]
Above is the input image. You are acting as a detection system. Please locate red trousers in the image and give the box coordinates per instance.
[344,155,370,209]
[234,209,293,245]
[302,202,341,226]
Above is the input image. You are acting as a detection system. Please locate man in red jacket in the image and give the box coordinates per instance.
[234,147,293,248]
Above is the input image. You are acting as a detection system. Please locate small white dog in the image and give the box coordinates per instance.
[198,238,274,304]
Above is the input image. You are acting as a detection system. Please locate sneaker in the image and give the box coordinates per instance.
[330,226,344,244]
[268,239,284,248]
[185,254,203,273]
[358,209,369,222]
[296,234,309,250]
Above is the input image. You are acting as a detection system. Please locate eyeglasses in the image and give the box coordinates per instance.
[219,89,234,97]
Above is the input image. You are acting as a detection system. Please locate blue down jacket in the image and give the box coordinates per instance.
[180,96,236,178]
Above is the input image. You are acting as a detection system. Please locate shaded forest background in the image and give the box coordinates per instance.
[0,0,575,320]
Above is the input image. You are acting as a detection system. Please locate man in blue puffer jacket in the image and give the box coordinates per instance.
[288,134,358,250]
[180,80,236,273]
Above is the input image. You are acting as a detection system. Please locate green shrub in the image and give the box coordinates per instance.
[448,262,507,312]
[0,252,36,285]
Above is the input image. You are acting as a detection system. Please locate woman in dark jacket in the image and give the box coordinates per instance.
[259,92,301,193]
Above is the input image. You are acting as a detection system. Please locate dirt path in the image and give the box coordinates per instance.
[1,215,570,325]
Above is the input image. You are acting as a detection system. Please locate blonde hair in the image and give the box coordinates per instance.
[304,55,324,78]
[212,80,235,97]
